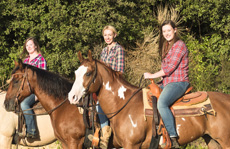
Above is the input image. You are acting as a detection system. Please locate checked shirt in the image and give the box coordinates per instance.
[162,40,189,86]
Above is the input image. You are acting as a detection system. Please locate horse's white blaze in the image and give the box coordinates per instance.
[177,124,181,136]
[68,66,87,104]
[182,117,185,121]
[118,85,127,100]
[128,114,137,128]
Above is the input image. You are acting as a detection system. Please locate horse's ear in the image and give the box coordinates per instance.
[14,60,19,67]
[88,50,93,62]
[78,51,84,63]
[16,59,24,70]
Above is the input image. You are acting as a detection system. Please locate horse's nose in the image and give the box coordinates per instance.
[4,99,15,112]
[68,92,77,104]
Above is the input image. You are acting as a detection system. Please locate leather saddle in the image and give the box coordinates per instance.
[144,80,211,149]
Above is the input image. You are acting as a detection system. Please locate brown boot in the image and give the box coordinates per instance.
[171,137,180,148]
[99,126,112,149]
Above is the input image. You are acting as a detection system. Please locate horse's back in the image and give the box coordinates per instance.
[205,92,230,148]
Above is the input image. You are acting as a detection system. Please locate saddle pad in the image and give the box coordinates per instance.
[172,97,216,117]
[143,88,152,120]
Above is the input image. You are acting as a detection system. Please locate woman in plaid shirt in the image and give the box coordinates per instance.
[20,37,47,139]
[88,25,125,148]
[144,20,189,148]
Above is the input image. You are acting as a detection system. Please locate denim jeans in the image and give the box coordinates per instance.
[157,81,189,137]
[20,94,37,135]
[96,101,109,129]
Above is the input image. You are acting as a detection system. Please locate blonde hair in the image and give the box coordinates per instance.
[102,25,118,36]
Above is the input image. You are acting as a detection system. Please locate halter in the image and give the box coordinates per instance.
[82,60,97,98]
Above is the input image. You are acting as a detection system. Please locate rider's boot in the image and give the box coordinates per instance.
[99,126,112,149]
[171,137,180,148]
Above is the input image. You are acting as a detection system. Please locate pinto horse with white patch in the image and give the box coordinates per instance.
[68,50,230,149]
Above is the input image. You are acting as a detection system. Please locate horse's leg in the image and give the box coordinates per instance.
[0,134,12,149]
[202,135,221,149]
[123,143,141,149]
[67,138,84,149]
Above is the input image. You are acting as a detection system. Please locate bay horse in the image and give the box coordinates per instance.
[68,50,230,149]
[4,60,86,149]
[0,91,56,148]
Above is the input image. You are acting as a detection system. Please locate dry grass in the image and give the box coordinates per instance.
[124,4,185,86]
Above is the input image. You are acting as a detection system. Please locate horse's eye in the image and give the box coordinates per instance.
[13,80,19,84]
[85,72,91,76]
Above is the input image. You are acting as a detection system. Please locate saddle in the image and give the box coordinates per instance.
[143,81,215,148]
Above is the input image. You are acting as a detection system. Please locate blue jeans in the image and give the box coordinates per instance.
[20,94,37,135]
[96,101,109,129]
[157,82,189,137]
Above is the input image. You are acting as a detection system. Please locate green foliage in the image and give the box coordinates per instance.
[0,0,229,94]
[186,34,230,93]
[176,0,230,37]
[0,0,157,82]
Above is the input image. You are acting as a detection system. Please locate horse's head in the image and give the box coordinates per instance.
[68,50,101,104]
[4,59,33,111]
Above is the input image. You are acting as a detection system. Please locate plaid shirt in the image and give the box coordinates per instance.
[100,42,125,73]
[162,40,189,86]
[24,54,47,70]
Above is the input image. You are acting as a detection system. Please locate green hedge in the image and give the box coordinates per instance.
[0,0,229,93]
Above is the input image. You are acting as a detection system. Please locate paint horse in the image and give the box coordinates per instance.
[4,60,86,149]
[0,91,56,149]
[68,50,230,149]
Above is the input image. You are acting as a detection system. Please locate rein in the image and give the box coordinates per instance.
[14,98,69,116]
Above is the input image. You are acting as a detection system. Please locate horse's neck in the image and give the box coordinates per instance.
[97,79,135,114]
[33,89,59,112]
[97,63,140,113]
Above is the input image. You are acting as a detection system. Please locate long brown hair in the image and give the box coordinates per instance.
[20,37,41,58]
[159,20,180,60]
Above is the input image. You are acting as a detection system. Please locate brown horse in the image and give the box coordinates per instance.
[4,60,86,149]
[68,51,230,149]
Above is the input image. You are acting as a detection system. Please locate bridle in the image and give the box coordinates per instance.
[12,67,32,109]
[82,60,98,98]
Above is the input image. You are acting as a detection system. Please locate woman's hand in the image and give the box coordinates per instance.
[144,72,152,79]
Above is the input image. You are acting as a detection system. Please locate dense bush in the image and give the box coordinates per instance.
[0,0,229,93]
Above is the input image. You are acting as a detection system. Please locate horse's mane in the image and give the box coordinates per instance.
[96,60,138,89]
[14,63,73,100]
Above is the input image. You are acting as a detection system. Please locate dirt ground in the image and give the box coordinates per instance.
[12,138,208,149]
[12,142,60,149]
